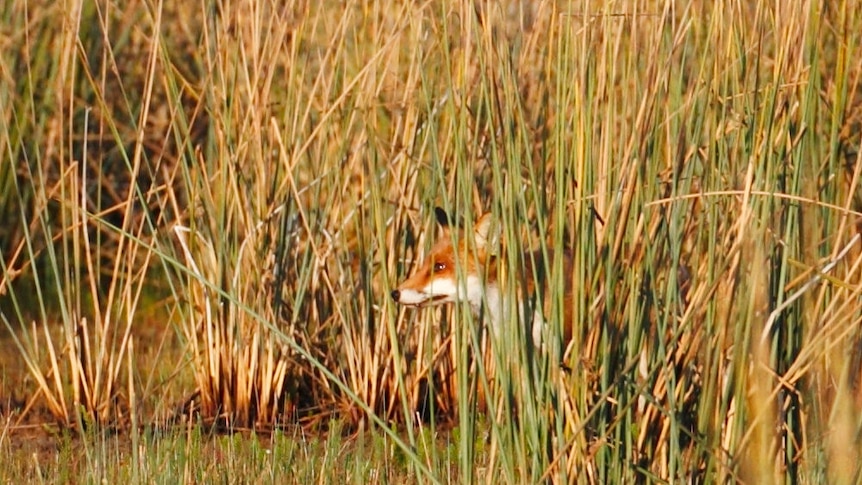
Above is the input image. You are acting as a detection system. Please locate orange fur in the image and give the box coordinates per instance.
[392,209,573,348]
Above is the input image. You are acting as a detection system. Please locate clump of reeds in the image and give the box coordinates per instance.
[3,0,862,483]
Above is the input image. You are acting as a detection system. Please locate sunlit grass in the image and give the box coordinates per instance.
[1,0,861,482]
[0,419,480,484]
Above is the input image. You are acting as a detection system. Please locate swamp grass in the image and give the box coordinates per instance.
[1,0,862,482]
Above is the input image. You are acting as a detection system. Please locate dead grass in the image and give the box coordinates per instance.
[1,0,862,482]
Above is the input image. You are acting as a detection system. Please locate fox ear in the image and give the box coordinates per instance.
[473,213,499,251]
[434,207,451,228]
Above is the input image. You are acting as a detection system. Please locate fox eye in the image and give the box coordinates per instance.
[432,262,446,273]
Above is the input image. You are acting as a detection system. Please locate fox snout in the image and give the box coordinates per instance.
[391,275,460,307]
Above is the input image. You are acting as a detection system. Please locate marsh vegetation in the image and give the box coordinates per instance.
[1,0,861,482]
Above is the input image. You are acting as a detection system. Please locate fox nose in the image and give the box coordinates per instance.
[390,290,400,301]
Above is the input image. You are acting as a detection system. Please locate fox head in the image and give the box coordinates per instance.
[391,208,498,310]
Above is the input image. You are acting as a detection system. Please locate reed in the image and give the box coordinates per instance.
[1,0,861,482]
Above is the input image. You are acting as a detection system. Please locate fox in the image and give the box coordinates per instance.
[391,208,574,349]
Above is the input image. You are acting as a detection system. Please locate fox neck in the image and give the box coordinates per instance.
[467,279,503,333]
[466,276,546,349]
